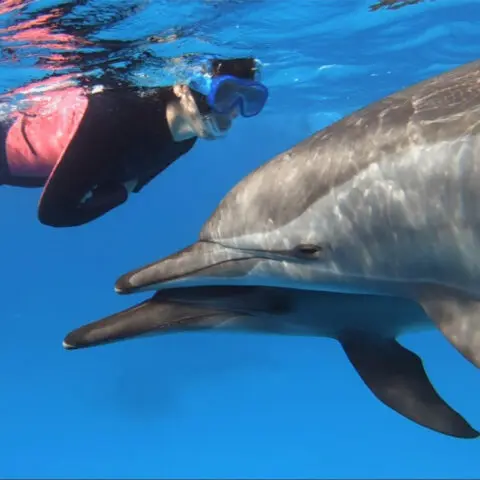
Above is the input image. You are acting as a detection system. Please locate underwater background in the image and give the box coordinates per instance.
[0,0,479,478]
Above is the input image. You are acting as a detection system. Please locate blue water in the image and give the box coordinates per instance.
[1,0,480,478]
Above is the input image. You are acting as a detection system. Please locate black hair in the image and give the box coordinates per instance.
[210,58,256,80]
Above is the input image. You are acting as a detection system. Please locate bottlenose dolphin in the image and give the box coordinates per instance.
[63,285,479,439]
[113,59,480,372]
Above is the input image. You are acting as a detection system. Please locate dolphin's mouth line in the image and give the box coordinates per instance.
[169,300,255,317]
[157,257,255,284]
[205,239,300,262]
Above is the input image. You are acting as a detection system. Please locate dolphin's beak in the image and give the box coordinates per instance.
[115,241,260,295]
[63,291,238,350]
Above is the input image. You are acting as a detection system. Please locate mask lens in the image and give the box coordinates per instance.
[208,76,268,117]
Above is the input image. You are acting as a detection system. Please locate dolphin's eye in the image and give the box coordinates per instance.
[292,243,325,259]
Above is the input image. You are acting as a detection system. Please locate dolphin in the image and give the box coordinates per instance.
[63,285,479,439]
[112,59,480,373]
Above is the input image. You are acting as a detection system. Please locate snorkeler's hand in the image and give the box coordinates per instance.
[80,183,128,210]
[123,178,138,194]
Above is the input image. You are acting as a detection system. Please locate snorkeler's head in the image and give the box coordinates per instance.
[183,56,268,139]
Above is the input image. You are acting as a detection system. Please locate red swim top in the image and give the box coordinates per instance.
[5,77,88,181]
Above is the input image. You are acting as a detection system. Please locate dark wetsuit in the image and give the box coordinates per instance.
[0,83,197,227]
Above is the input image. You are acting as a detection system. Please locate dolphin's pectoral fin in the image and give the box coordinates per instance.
[340,333,479,439]
[63,296,231,350]
[417,291,480,369]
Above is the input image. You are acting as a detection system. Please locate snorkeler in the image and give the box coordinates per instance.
[0,57,269,227]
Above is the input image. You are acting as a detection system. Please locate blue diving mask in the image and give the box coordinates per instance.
[188,68,268,118]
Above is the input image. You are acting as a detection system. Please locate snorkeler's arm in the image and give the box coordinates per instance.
[38,132,196,227]
[36,88,141,227]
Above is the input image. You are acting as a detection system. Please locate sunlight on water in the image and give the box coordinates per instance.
[0,0,479,120]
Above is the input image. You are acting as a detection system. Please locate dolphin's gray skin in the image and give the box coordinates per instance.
[63,285,479,439]
[114,60,480,371]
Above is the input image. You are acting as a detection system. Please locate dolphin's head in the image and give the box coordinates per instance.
[114,238,339,295]
[115,150,392,296]
[115,119,454,296]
